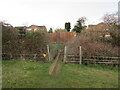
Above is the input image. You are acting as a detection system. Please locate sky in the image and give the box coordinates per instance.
[0,0,119,30]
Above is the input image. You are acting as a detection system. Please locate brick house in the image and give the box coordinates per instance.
[86,22,110,38]
[87,22,109,31]
[26,25,47,32]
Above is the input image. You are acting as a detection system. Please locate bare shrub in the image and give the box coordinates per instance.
[103,12,120,46]
[66,31,119,58]
[2,23,50,61]
[109,29,120,46]
[2,24,19,59]
[20,31,50,61]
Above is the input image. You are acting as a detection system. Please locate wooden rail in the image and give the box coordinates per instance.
[66,55,119,65]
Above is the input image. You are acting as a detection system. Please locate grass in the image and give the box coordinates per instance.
[2,60,118,88]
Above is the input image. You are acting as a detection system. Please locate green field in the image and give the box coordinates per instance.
[2,60,118,88]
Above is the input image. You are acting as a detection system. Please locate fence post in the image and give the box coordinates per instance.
[79,46,82,64]
[47,45,50,62]
[63,46,67,63]
[34,54,37,60]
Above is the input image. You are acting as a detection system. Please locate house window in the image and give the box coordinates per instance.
[34,28,39,31]
[27,29,32,31]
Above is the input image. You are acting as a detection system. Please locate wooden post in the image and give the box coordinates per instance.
[63,46,67,63]
[34,54,37,60]
[47,45,50,62]
[79,46,82,64]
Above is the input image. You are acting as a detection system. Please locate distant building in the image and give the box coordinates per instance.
[15,25,47,37]
[25,25,47,32]
[87,22,109,31]
[83,22,111,38]
[15,26,26,36]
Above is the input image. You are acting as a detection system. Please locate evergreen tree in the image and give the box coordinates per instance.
[65,22,71,32]
[48,28,53,33]
[73,17,86,33]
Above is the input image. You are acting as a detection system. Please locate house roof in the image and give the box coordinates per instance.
[87,22,109,31]
[26,25,47,31]
[26,25,39,31]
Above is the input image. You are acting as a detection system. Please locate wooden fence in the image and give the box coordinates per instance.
[2,45,51,61]
[2,53,50,62]
[65,54,119,65]
[50,32,76,43]
[63,46,119,66]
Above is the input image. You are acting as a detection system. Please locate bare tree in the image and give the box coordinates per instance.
[103,12,120,46]
[103,12,118,29]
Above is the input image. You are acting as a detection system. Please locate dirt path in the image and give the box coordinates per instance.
[53,60,62,74]
[49,51,63,75]
[49,52,61,75]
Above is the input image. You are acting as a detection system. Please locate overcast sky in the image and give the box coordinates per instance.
[0,0,119,30]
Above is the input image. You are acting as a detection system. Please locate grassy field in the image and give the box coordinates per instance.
[2,60,118,88]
